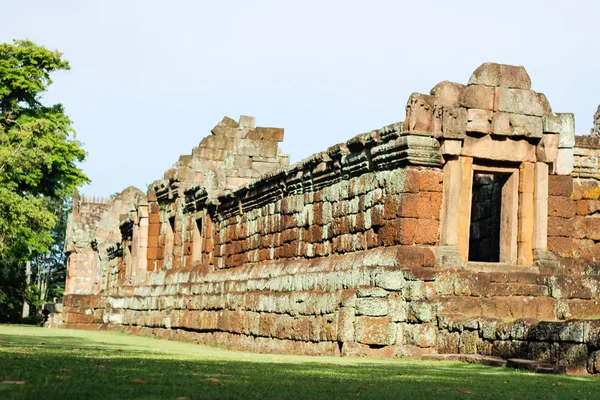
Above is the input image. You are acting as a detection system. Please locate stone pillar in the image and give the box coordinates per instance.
[437,156,469,267]
[457,156,473,261]
[533,162,548,251]
[137,204,149,276]
[518,162,535,265]
[440,158,461,247]
[500,170,519,264]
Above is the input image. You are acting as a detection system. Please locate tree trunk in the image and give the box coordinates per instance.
[21,260,31,318]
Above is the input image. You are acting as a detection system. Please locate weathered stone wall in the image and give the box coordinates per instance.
[546,136,600,275]
[62,63,600,374]
[62,255,600,373]
[64,187,146,294]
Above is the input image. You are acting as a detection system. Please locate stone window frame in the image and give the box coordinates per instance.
[440,157,545,268]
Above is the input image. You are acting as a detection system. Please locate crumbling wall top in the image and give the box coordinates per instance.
[151,115,289,204]
[591,105,600,137]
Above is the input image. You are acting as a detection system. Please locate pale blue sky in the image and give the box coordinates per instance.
[2,0,598,196]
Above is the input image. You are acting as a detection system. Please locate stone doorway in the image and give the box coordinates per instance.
[467,167,518,264]
[469,173,507,262]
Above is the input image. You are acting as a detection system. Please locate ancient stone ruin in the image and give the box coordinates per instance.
[591,105,600,137]
[61,63,600,374]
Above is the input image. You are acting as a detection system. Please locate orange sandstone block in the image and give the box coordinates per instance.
[548,196,576,218]
[399,192,442,219]
[404,168,443,193]
[548,175,573,197]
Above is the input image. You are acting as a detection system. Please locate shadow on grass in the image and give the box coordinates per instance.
[0,330,598,400]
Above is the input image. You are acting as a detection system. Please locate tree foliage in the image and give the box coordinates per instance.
[0,40,89,321]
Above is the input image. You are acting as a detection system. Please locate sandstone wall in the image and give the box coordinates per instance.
[62,63,600,374]
[62,250,600,373]
[547,136,600,275]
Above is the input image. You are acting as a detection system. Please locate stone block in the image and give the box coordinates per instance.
[537,93,552,114]
[544,113,575,148]
[388,294,408,322]
[584,218,600,241]
[548,216,575,237]
[434,106,467,139]
[559,114,575,148]
[437,331,460,353]
[459,85,495,110]
[375,270,406,291]
[357,286,388,298]
[536,133,559,163]
[589,351,600,373]
[408,301,435,323]
[356,298,389,316]
[548,175,573,196]
[459,330,480,354]
[508,114,543,138]
[468,63,531,89]
[355,316,396,345]
[429,80,465,106]
[461,134,536,162]
[551,343,589,374]
[555,148,574,175]
[440,139,462,155]
[406,323,437,347]
[576,200,600,216]
[238,115,255,129]
[249,127,285,142]
[466,108,492,134]
[403,93,435,135]
[337,307,355,343]
[548,196,575,218]
[404,168,443,193]
[496,88,545,116]
[399,192,442,219]
[491,112,512,135]
[547,237,576,258]
[397,218,438,245]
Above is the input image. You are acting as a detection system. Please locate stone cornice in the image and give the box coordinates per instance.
[212,125,442,219]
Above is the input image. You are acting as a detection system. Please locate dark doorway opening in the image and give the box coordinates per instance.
[468,172,508,262]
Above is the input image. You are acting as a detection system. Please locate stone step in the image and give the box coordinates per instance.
[421,354,563,374]
[421,353,507,367]
[506,358,561,374]
[436,267,600,301]
[462,262,540,274]
[435,295,558,320]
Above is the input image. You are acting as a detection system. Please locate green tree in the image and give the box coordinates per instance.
[0,40,89,322]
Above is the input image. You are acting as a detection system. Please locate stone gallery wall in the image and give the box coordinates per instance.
[62,64,600,373]
[547,136,600,275]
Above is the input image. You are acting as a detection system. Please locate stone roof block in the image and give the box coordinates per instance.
[468,62,531,90]
[496,87,545,116]
[430,81,465,107]
[239,115,255,129]
[460,85,495,110]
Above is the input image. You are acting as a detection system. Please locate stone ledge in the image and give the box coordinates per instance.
[421,353,507,368]
[506,358,561,374]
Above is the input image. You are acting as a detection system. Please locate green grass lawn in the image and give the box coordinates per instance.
[0,325,597,399]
